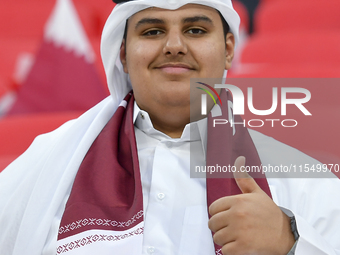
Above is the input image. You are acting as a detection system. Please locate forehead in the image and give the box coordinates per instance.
[127,4,221,26]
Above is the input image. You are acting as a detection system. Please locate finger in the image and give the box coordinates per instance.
[208,210,230,233]
[212,226,236,247]
[233,156,261,194]
[209,196,232,216]
[221,241,238,255]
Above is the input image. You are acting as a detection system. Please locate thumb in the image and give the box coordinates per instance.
[233,156,260,194]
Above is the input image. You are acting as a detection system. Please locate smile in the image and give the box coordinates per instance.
[156,63,195,75]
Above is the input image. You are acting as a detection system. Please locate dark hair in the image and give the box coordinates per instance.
[122,10,230,44]
[218,11,230,39]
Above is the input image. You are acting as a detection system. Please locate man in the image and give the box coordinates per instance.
[0,0,339,255]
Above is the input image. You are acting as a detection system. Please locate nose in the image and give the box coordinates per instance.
[163,30,188,56]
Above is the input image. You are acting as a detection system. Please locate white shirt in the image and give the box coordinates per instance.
[133,102,215,255]
[1,97,340,255]
[133,102,340,255]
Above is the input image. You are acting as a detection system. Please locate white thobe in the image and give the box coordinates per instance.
[1,97,340,255]
[133,102,340,255]
[134,103,215,255]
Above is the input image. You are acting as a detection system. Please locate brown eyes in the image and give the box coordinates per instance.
[143,30,164,36]
[186,28,206,34]
[142,28,206,37]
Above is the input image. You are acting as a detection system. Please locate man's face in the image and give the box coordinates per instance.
[120,4,234,134]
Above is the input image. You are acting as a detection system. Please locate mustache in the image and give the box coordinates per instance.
[153,60,197,70]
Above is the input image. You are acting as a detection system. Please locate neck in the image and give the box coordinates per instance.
[147,107,212,139]
[148,109,190,138]
[135,97,214,138]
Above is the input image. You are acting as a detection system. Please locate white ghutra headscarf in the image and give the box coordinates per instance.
[101,0,240,111]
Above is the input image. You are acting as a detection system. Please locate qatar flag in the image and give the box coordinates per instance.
[7,0,109,115]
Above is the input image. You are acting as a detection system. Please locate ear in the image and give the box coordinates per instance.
[120,39,128,73]
[225,32,235,70]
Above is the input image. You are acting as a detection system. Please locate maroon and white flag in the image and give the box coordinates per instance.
[56,91,271,254]
[7,0,108,115]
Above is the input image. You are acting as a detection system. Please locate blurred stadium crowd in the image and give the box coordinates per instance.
[0,0,339,171]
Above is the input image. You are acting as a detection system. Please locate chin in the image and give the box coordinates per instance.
[161,98,190,109]
[157,88,190,102]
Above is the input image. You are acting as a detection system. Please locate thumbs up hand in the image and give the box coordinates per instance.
[208,156,295,255]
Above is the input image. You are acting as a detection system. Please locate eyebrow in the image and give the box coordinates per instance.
[183,15,213,24]
[134,15,213,30]
[135,18,165,30]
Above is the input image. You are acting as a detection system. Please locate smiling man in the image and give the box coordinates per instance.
[117,3,294,255]
[0,1,340,255]
[120,4,234,138]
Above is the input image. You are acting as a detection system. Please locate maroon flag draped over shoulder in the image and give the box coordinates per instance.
[56,90,270,254]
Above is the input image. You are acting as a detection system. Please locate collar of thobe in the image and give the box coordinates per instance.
[133,101,208,157]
